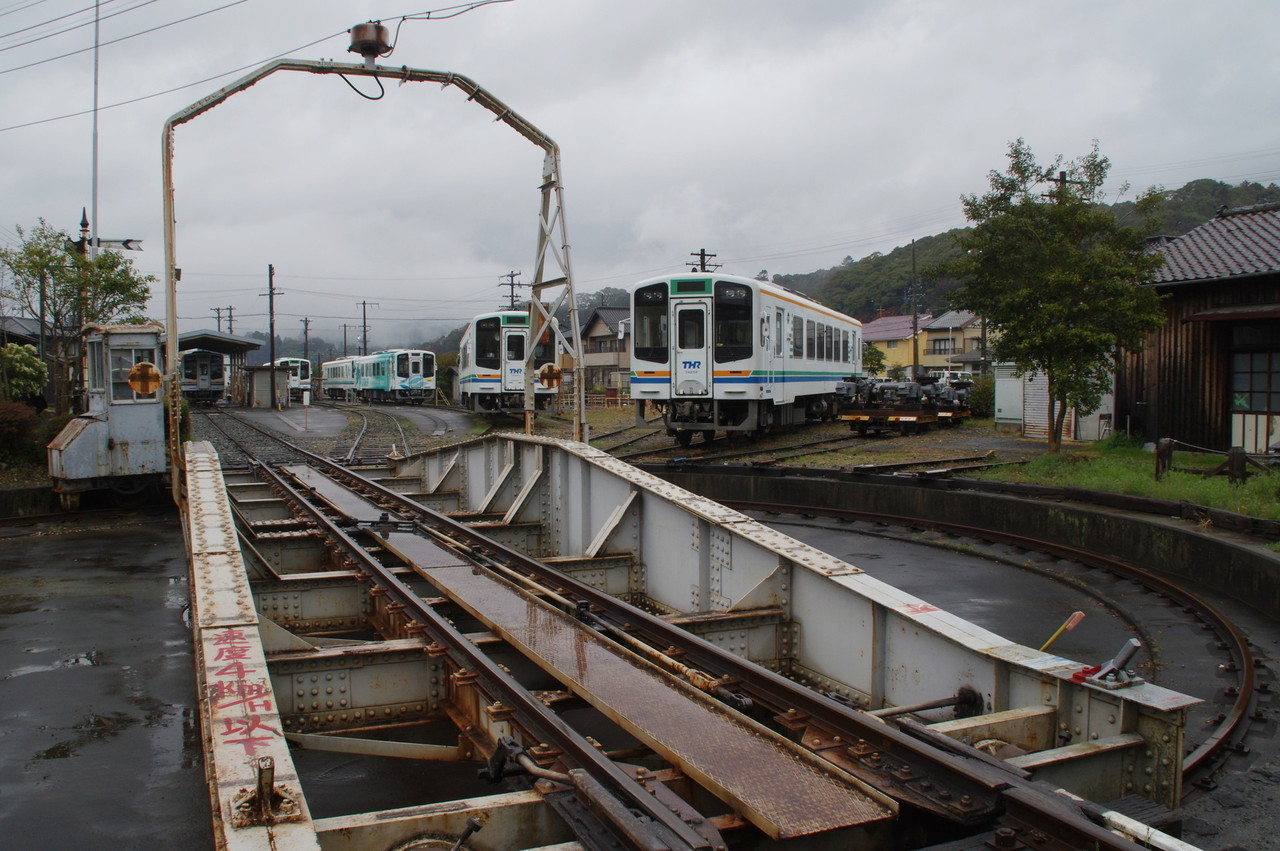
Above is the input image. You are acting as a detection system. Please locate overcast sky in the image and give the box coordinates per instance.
[1,0,1277,354]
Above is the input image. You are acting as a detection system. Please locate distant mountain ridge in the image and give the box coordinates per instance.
[774,178,1280,322]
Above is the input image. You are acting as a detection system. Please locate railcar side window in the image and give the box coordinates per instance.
[633,283,669,363]
[806,320,816,359]
[713,282,752,362]
[476,318,501,369]
[792,317,804,358]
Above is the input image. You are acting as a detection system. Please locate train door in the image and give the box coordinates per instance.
[672,302,710,396]
[197,357,212,392]
[503,329,526,392]
[763,306,784,397]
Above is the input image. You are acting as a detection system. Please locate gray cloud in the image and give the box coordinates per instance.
[1,0,1277,349]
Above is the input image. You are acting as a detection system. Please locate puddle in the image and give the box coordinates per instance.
[30,711,139,762]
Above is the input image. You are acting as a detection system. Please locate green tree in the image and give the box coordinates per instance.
[861,341,886,376]
[0,219,153,413]
[932,139,1166,451]
[0,343,48,402]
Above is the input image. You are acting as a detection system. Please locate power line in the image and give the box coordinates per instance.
[0,0,253,77]
[0,0,156,53]
[0,1,519,133]
[0,1,56,22]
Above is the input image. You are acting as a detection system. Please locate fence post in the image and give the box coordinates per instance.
[1227,446,1247,484]
[1155,438,1175,480]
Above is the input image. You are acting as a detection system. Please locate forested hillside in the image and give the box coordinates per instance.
[774,178,1279,322]
[416,178,1278,354]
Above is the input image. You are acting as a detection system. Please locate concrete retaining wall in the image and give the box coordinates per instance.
[649,466,1280,621]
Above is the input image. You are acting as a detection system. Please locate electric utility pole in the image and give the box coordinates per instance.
[911,239,920,380]
[212,307,224,332]
[500,270,524,309]
[225,306,235,335]
[1043,170,1087,201]
[357,300,378,356]
[687,248,720,273]
[300,317,310,364]
[262,264,278,406]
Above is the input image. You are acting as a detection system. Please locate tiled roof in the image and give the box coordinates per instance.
[1154,203,1280,285]
[925,310,978,330]
[860,314,932,341]
[582,306,630,336]
[1,316,42,342]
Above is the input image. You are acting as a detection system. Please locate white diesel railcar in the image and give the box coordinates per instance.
[454,310,560,411]
[629,273,861,444]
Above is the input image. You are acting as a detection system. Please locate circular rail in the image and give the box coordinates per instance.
[722,498,1258,792]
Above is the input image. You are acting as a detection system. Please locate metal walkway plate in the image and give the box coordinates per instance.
[283,465,894,838]
[394,544,895,839]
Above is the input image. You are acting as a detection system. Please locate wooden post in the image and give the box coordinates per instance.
[1227,447,1247,484]
[1155,438,1175,480]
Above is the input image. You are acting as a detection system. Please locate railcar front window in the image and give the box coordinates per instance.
[714,282,752,362]
[533,336,554,367]
[633,283,669,363]
[678,309,705,349]
[476,318,501,369]
[507,333,526,362]
[397,353,410,378]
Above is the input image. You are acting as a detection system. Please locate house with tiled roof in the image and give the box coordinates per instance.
[1118,202,1280,452]
[579,306,631,394]
[922,310,988,375]
[859,313,931,377]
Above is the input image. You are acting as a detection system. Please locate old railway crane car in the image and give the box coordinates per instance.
[630,273,861,444]
[49,323,168,508]
[179,349,226,406]
[455,310,560,411]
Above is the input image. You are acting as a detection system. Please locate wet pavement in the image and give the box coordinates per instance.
[0,509,212,850]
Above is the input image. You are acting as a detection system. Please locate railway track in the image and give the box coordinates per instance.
[607,426,1026,476]
[181,418,1210,848]
[742,506,1263,793]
